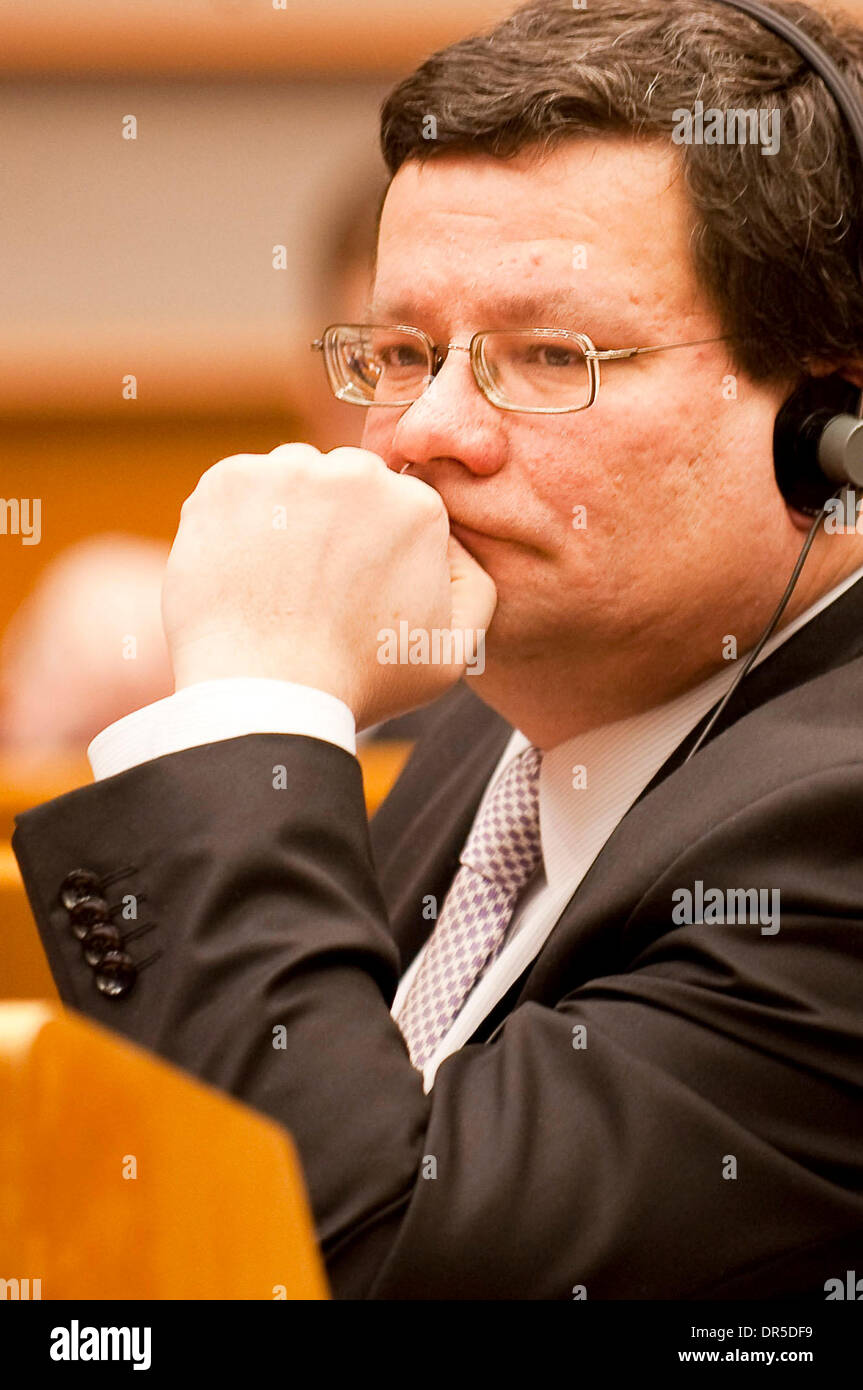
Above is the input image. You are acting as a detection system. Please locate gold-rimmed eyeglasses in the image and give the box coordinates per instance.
[310,323,730,414]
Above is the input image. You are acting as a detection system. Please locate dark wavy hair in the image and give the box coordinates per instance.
[380,0,863,387]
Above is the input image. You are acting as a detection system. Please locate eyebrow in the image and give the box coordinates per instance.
[362,290,605,329]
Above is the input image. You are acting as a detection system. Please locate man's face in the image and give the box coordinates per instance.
[361,139,801,684]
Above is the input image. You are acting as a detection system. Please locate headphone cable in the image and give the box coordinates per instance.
[684,486,846,764]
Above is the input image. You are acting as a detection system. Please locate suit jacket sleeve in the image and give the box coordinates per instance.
[11,731,863,1299]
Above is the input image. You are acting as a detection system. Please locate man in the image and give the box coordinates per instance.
[12,0,863,1298]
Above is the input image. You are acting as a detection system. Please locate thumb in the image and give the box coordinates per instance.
[447,533,498,635]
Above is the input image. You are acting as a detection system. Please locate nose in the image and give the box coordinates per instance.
[401,345,469,474]
[390,340,506,480]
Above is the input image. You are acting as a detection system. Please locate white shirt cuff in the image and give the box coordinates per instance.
[87,678,357,780]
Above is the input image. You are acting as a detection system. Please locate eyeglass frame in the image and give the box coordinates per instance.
[310,322,732,415]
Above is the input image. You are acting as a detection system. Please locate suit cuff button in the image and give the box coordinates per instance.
[59,869,102,911]
[94,950,136,998]
[68,895,110,941]
[82,924,122,968]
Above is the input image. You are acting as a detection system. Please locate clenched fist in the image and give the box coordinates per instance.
[162,443,497,729]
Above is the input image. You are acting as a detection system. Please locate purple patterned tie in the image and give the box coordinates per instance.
[394,745,544,1069]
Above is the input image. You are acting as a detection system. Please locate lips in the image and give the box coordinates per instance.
[449,515,551,558]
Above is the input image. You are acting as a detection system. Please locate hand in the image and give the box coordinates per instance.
[161,443,497,729]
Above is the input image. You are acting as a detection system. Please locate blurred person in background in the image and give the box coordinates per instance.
[0,534,172,756]
[300,158,391,453]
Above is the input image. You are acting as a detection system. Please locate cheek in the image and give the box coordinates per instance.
[520,396,716,554]
[519,413,642,519]
[558,386,711,488]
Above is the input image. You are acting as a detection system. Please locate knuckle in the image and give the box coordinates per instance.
[194,453,249,492]
[324,446,384,481]
[326,446,382,468]
[268,442,322,467]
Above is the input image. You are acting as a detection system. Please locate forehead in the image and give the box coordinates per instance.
[372,138,703,329]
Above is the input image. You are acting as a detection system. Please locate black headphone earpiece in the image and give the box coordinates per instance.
[773,375,863,514]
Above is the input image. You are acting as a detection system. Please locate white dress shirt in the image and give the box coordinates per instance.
[88,562,863,1091]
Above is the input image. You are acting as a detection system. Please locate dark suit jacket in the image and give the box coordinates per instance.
[11,578,863,1300]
